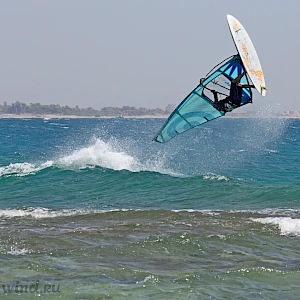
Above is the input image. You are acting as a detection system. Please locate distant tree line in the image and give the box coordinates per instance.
[0,101,168,117]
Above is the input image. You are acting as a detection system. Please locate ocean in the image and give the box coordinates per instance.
[0,117,300,299]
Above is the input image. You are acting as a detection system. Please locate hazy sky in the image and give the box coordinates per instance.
[0,0,298,110]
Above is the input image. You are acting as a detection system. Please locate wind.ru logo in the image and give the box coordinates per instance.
[2,281,61,294]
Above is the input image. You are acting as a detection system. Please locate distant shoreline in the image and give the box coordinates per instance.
[0,114,169,119]
[1,113,300,119]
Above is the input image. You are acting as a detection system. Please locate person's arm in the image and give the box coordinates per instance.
[232,71,246,84]
[238,83,255,88]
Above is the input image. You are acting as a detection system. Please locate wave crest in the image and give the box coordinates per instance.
[0,161,53,177]
[57,139,135,171]
[252,217,300,236]
[0,138,179,177]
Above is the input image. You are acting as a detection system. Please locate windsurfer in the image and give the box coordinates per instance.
[211,71,254,112]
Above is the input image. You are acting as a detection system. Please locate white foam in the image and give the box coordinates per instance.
[252,217,300,236]
[265,149,279,154]
[0,161,53,177]
[57,139,136,170]
[56,138,180,176]
[227,208,300,217]
[203,173,229,181]
[7,247,31,255]
[171,209,221,215]
[0,207,81,219]
[0,138,180,177]
[0,208,139,219]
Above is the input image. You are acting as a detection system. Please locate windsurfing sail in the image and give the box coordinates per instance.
[153,55,252,143]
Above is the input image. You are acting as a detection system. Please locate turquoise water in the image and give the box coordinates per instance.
[1,117,300,299]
